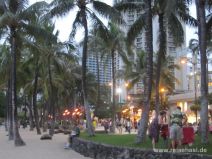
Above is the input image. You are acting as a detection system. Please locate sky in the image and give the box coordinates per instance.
[29,0,197,47]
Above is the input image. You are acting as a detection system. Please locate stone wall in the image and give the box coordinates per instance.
[72,138,212,159]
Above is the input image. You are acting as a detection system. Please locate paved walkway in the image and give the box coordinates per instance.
[0,126,91,159]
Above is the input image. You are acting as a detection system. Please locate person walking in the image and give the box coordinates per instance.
[148,110,159,149]
[169,106,183,149]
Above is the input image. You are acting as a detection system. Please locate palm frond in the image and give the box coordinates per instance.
[92,0,123,23]
[19,1,49,21]
[168,13,184,46]
[177,10,197,26]
[87,9,110,42]
[21,22,57,43]
[9,0,28,13]
[114,1,144,13]
[49,0,75,18]
[127,13,146,46]
[0,0,7,14]
[206,13,212,40]
[69,11,82,39]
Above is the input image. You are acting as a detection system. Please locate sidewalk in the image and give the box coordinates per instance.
[0,126,91,159]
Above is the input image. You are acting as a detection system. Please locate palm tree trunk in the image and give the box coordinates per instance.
[136,0,153,143]
[10,27,25,146]
[32,59,41,134]
[5,87,8,131]
[82,9,94,136]
[8,75,13,140]
[27,97,34,131]
[42,101,48,132]
[155,13,166,118]
[111,49,116,133]
[48,57,55,136]
[95,51,101,111]
[195,0,208,144]
[5,78,11,132]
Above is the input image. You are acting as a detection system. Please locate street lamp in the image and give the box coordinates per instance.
[116,87,122,103]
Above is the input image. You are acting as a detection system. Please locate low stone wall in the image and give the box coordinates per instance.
[72,138,212,159]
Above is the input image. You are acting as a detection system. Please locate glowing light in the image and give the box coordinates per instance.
[130,105,134,109]
[180,59,186,64]
[160,88,165,92]
[75,108,79,112]
[127,95,131,100]
[116,88,122,94]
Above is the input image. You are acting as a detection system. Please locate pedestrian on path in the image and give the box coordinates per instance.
[148,110,159,149]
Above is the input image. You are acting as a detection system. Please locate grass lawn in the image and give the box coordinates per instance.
[80,132,212,155]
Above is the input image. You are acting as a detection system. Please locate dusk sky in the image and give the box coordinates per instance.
[29,0,197,46]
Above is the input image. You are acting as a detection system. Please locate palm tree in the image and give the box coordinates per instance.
[120,52,179,105]
[195,0,209,144]
[0,44,14,139]
[115,0,196,143]
[152,0,196,117]
[132,0,153,143]
[49,0,121,136]
[88,23,126,133]
[0,0,66,145]
[86,31,102,113]
[0,0,33,146]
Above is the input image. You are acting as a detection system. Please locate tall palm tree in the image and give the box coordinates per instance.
[115,0,196,143]
[120,52,179,105]
[0,0,61,145]
[134,0,153,143]
[86,31,102,113]
[0,0,30,146]
[87,23,127,133]
[49,0,120,136]
[0,44,13,139]
[195,0,209,144]
[152,0,196,117]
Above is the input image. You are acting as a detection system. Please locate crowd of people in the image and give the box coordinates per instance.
[100,118,138,134]
[63,105,212,150]
[148,106,196,149]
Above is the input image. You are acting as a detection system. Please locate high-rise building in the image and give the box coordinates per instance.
[114,0,188,103]
[87,0,187,104]
[87,53,112,84]
[86,52,121,85]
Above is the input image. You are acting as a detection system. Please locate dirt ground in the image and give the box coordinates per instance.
[0,126,91,159]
